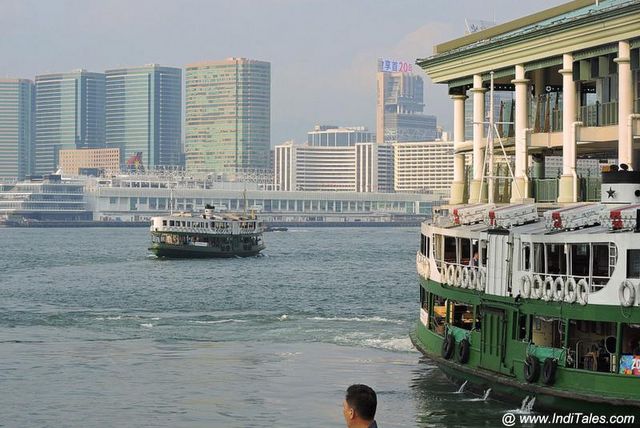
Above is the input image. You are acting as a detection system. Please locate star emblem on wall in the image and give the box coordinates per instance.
[606,187,616,198]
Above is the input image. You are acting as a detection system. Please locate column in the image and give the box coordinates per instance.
[558,53,578,203]
[469,74,488,202]
[616,40,633,169]
[450,94,467,204]
[511,64,533,202]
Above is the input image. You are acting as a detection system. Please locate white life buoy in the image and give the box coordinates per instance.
[564,277,577,304]
[532,275,543,299]
[461,267,470,289]
[619,280,636,307]
[553,276,565,302]
[477,268,487,291]
[543,276,555,301]
[577,279,589,306]
[521,274,532,299]
[455,265,463,287]
[447,264,456,286]
[468,268,477,290]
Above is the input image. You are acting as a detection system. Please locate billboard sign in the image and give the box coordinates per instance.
[379,59,413,73]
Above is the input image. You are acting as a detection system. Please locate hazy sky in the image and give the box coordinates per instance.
[1,0,566,144]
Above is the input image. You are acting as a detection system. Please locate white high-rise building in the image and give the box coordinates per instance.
[393,141,454,196]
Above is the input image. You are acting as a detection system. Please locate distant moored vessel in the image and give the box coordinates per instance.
[149,205,265,258]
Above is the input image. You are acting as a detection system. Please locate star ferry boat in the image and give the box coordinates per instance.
[149,205,265,258]
[412,168,640,412]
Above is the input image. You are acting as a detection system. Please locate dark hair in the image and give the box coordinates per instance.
[345,384,377,421]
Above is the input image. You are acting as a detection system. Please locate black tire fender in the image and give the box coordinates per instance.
[542,358,558,386]
[524,355,540,383]
[457,338,471,364]
[441,333,455,360]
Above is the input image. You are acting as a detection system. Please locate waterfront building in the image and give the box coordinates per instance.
[307,125,374,147]
[393,140,454,196]
[59,147,121,176]
[0,79,34,180]
[86,172,438,222]
[35,70,105,175]
[185,58,270,173]
[376,60,438,144]
[0,173,90,221]
[418,0,640,205]
[105,65,182,169]
[273,141,394,193]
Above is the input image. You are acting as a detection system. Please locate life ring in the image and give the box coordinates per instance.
[564,277,577,303]
[531,275,544,299]
[457,338,471,364]
[455,265,463,287]
[619,280,636,307]
[553,276,565,302]
[441,333,455,359]
[477,268,487,291]
[542,276,555,302]
[461,267,470,289]
[542,358,558,386]
[566,278,581,304]
[524,355,540,383]
[521,274,532,299]
[468,269,477,290]
[577,279,589,306]
[447,264,457,286]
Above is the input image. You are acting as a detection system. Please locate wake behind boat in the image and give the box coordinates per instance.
[149,205,265,258]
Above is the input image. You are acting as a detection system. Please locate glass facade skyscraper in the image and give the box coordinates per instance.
[35,70,105,174]
[0,79,35,180]
[105,65,182,169]
[185,58,270,173]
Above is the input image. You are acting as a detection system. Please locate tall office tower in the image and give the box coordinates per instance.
[376,59,437,144]
[185,58,270,174]
[105,65,182,169]
[35,70,105,174]
[0,79,35,180]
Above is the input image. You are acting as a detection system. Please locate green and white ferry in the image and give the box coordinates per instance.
[412,168,640,412]
[149,205,265,258]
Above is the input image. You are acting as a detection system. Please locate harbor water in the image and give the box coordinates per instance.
[0,227,514,427]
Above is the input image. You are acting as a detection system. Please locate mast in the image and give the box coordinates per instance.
[488,71,495,204]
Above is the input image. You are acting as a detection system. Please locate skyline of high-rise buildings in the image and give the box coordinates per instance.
[185,58,271,174]
[0,78,35,180]
[105,65,182,169]
[35,70,106,174]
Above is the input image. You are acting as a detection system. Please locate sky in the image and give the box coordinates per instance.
[1,0,567,145]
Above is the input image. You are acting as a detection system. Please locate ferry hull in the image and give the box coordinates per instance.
[412,277,640,413]
[149,242,265,258]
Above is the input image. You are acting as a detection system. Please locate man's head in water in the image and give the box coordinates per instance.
[343,384,377,427]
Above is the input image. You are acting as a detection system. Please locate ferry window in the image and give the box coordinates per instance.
[434,234,443,261]
[449,301,474,331]
[627,250,640,279]
[162,220,167,226]
[430,295,446,336]
[567,320,617,372]
[592,244,611,283]
[545,244,567,275]
[480,240,488,267]
[533,243,544,273]
[531,316,563,349]
[420,234,427,256]
[570,244,590,277]
[522,243,531,270]
[169,220,174,226]
[518,314,528,340]
[621,324,640,354]
[444,236,456,263]
[459,239,471,265]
